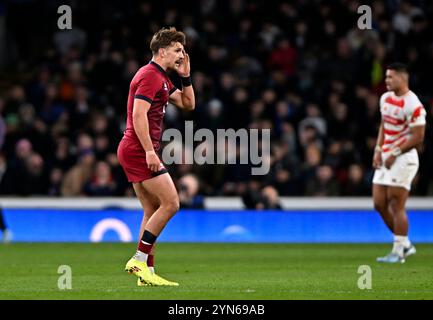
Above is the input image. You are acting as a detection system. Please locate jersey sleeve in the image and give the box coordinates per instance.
[168,79,178,96]
[379,92,388,114]
[406,96,426,127]
[135,73,161,104]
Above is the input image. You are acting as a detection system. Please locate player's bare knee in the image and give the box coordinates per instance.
[171,198,180,212]
[161,198,180,214]
[388,197,400,214]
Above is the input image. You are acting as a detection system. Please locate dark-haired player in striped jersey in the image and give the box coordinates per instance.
[372,63,426,263]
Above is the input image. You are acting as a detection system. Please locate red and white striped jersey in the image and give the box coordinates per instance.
[379,90,426,154]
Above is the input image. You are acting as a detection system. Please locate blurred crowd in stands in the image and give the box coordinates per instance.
[0,0,432,205]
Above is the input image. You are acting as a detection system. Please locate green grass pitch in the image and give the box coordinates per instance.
[1,243,433,300]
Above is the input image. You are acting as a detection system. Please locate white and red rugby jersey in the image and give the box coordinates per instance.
[379,90,426,154]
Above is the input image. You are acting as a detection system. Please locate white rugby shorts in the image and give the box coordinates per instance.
[372,149,419,190]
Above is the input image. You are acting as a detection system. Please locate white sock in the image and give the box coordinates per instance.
[133,250,148,263]
[148,267,155,274]
[392,235,407,256]
[394,235,411,247]
[404,237,411,248]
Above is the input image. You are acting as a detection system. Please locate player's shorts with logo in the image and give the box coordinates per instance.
[117,137,167,183]
[372,149,419,191]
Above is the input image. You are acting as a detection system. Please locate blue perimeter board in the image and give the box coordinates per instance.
[3,208,433,243]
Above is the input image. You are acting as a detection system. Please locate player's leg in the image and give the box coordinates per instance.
[377,186,414,263]
[387,186,409,236]
[125,173,179,286]
[133,182,159,274]
[0,208,12,243]
[131,183,160,286]
[138,173,180,285]
[375,152,419,263]
[140,172,180,236]
[387,186,414,255]
[372,184,394,233]
[0,210,6,231]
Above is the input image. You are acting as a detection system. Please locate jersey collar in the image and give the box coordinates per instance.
[150,61,167,76]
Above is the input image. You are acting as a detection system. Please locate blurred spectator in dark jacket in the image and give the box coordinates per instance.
[242,180,266,210]
[47,167,64,196]
[83,161,117,196]
[300,143,322,192]
[261,185,283,209]
[342,164,370,196]
[16,152,48,195]
[178,173,204,209]
[305,165,340,196]
[1,139,33,194]
[242,183,283,210]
